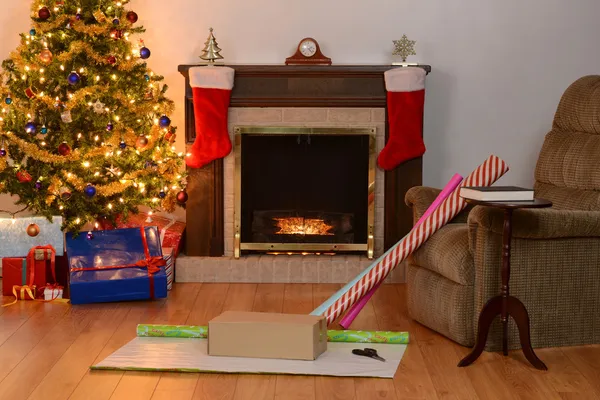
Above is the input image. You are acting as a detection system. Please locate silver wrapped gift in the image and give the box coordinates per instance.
[0,216,64,257]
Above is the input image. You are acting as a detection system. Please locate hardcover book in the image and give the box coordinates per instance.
[459,186,534,202]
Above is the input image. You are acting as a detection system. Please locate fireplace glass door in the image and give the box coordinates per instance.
[234,126,375,258]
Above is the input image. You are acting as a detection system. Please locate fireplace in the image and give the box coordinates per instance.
[176,64,430,283]
[233,126,376,258]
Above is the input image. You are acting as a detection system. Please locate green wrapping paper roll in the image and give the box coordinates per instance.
[136,324,409,344]
[326,330,409,344]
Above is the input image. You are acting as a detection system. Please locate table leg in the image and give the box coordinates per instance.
[506,296,548,370]
[457,296,502,367]
[501,209,512,356]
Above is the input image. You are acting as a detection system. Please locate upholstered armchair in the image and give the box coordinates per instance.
[405,75,600,351]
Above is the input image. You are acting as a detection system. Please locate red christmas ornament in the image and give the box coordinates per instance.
[16,170,32,183]
[107,55,117,65]
[176,190,188,204]
[38,6,51,20]
[126,11,138,23]
[110,29,123,40]
[165,130,176,144]
[24,87,36,99]
[58,142,71,156]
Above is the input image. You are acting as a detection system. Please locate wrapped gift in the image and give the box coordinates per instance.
[44,285,64,300]
[2,245,58,297]
[162,247,174,290]
[2,258,29,296]
[66,226,167,305]
[115,214,185,257]
[0,216,64,257]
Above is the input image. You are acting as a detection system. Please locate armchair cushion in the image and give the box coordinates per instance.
[411,224,474,285]
[468,206,600,239]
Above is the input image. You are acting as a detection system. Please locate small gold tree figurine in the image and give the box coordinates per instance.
[200,28,224,64]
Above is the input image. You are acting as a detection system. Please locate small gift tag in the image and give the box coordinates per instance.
[34,248,49,260]
[61,110,72,123]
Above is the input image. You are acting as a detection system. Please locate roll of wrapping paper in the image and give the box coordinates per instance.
[136,324,409,344]
[339,173,464,329]
[311,155,509,325]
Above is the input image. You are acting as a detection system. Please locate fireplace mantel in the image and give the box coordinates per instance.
[178,64,431,257]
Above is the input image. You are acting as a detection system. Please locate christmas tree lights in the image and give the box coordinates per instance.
[0,0,187,232]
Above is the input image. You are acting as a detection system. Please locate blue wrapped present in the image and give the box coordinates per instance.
[66,226,167,305]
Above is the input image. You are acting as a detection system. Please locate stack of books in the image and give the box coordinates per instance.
[459,186,534,202]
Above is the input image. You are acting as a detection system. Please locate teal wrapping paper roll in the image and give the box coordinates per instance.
[136,324,409,344]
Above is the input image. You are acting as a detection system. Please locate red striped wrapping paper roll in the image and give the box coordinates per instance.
[323,155,509,325]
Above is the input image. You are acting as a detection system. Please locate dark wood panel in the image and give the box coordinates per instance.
[178,64,430,256]
[184,159,224,256]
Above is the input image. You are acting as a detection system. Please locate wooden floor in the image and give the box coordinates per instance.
[1,282,599,400]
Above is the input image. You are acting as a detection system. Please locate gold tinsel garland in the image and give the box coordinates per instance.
[113,92,175,117]
[30,13,121,37]
[0,156,7,173]
[1,123,174,165]
[62,170,133,195]
[2,132,81,163]
[45,175,62,205]
[9,40,136,75]
[55,41,137,72]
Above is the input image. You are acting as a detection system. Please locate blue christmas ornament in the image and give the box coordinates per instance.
[76,13,82,20]
[4,97,12,105]
[40,125,48,134]
[29,29,36,36]
[158,190,166,199]
[0,148,6,157]
[86,231,94,240]
[119,140,127,149]
[84,184,97,197]
[35,180,42,190]
[106,122,114,131]
[139,47,151,60]
[158,115,171,128]
[144,74,150,82]
[112,18,120,25]
[68,71,80,85]
[25,122,36,133]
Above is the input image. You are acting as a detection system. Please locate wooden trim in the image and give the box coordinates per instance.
[178,64,430,256]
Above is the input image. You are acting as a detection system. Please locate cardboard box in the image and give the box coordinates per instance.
[208,311,327,361]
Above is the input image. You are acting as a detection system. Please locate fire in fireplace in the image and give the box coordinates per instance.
[273,216,334,236]
[234,126,376,258]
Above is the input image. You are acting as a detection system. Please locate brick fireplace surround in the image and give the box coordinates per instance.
[175,64,430,283]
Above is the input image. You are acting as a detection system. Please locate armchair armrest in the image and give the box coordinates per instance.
[468,206,600,239]
[405,186,472,224]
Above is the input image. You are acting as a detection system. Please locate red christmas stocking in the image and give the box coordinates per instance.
[378,67,427,170]
[186,66,235,169]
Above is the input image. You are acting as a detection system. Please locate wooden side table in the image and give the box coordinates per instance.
[457,198,552,370]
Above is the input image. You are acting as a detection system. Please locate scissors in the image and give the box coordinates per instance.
[352,348,386,362]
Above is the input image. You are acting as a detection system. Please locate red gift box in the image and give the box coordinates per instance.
[2,245,58,298]
[115,214,186,258]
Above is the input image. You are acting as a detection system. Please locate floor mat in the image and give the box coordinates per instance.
[92,337,406,378]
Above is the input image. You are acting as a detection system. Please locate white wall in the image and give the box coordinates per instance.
[2,0,600,215]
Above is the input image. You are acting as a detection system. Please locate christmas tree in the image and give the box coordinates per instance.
[0,0,188,232]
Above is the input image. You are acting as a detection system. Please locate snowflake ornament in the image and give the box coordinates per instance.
[392,35,416,63]
[105,164,121,177]
[93,100,106,114]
